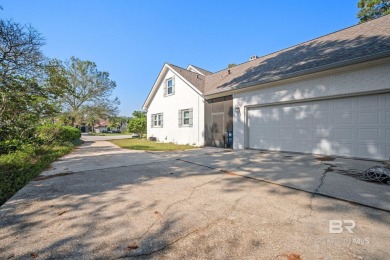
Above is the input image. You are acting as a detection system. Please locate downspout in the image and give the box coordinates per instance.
[198,95,200,144]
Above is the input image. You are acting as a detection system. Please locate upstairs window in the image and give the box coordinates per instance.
[164,77,175,96]
[151,113,163,127]
[167,78,173,95]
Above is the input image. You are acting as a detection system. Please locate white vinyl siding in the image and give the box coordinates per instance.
[147,68,204,146]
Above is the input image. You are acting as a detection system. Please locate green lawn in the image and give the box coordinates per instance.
[110,138,195,151]
[0,140,82,206]
[88,132,131,136]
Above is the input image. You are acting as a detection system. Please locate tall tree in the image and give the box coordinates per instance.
[0,19,57,141]
[357,0,390,23]
[131,110,146,118]
[46,57,119,126]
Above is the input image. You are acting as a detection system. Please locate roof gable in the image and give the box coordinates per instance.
[168,64,205,93]
[143,63,204,109]
[205,14,390,95]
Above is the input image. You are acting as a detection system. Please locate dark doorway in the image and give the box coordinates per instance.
[205,96,233,147]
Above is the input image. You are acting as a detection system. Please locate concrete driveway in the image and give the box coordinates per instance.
[0,136,389,259]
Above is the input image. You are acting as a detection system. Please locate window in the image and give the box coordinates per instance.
[178,108,193,127]
[167,78,173,95]
[164,77,175,96]
[151,113,163,127]
[183,110,190,125]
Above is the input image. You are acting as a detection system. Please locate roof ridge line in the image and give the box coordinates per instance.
[210,14,390,75]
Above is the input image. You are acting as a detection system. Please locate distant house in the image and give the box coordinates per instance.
[143,15,390,160]
[94,120,119,133]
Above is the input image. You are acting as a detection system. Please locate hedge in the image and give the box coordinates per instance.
[36,125,81,144]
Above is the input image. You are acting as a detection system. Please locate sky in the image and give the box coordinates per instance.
[1,1,359,116]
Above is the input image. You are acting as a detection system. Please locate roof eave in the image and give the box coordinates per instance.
[205,51,390,99]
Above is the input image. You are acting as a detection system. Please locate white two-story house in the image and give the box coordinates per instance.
[143,64,209,146]
[143,15,390,160]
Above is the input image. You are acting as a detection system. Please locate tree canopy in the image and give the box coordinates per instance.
[46,57,119,126]
[0,19,58,141]
[357,0,390,23]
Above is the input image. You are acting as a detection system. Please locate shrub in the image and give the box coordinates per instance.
[0,142,77,205]
[36,125,81,144]
[0,139,24,155]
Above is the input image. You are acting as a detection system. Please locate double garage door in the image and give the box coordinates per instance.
[247,93,390,160]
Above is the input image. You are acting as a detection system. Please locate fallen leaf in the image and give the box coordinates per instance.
[30,252,38,258]
[276,253,301,260]
[127,243,139,250]
[58,210,67,216]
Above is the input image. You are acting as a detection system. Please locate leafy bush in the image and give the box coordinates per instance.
[0,142,79,205]
[128,117,146,138]
[36,125,81,144]
[0,139,24,155]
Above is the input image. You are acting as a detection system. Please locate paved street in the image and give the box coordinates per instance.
[0,136,389,259]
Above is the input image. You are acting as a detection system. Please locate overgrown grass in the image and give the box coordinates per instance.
[110,138,195,151]
[0,140,82,206]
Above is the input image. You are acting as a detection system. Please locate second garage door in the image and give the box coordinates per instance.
[247,93,390,160]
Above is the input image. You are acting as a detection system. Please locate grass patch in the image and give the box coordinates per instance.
[88,132,132,136]
[110,138,195,151]
[0,140,82,206]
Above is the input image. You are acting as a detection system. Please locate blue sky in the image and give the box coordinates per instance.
[1,1,359,116]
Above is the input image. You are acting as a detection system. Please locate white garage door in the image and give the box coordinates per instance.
[247,93,390,160]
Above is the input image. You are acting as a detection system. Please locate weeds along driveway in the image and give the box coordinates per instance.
[0,140,389,259]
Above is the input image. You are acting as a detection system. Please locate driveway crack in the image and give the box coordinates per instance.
[131,173,224,245]
[117,196,244,259]
[309,164,335,216]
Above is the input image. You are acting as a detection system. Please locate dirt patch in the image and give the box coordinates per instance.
[34,172,74,181]
[315,156,335,161]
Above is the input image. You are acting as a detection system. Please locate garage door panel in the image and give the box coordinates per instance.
[294,128,311,138]
[312,113,330,124]
[358,111,380,124]
[264,127,276,137]
[333,128,352,140]
[358,143,383,158]
[334,98,354,110]
[386,112,390,123]
[248,93,390,160]
[313,126,333,138]
[332,142,354,156]
[386,129,390,141]
[280,127,294,138]
[358,128,380,141]
[294,141,312,153]
[358,95,380,108]
[334,112,354,125]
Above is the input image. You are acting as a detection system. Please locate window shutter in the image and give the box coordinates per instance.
[161,113,163,127]
[163,79,167,96]
[178,109,182,127]
[172,76,175,94]
[151,114,154,128]
[189,108,193,127]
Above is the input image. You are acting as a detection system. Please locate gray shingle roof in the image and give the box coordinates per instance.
[168,64,205,93]
[204,14,390,95]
